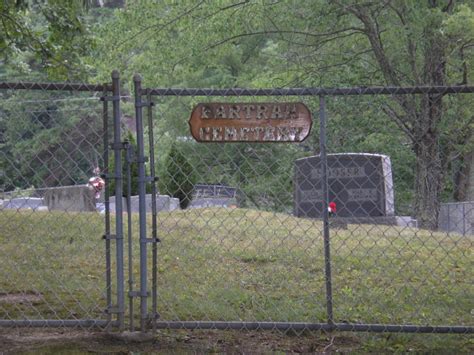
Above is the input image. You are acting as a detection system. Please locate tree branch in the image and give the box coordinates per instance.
[387,2,420,84]
[381,103,416,143]
[116,1,206,48]
[204,27,365,50]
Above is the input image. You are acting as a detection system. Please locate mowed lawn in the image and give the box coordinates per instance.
[0,208,472,329]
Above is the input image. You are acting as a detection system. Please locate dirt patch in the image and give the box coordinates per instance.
[1,328,472,353]
[0,292,43,304]
[0,328,361,353]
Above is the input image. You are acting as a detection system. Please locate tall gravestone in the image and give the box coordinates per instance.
[294,153,395,223]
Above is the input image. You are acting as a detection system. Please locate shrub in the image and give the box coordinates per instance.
[159,143,196,209]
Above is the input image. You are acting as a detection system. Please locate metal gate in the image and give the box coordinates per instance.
[0,73,123,329]
[1,72,473,335]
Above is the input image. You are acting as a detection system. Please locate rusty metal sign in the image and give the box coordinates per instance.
[189,102,312,143]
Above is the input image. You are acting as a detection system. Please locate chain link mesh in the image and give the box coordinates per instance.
[1,81,472,335]
[141,89,473,333]
[0,83,110,329]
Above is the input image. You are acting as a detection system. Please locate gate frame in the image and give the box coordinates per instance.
[0,73,124,330]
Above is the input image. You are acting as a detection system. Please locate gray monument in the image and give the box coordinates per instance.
[439,201,474,236]
[294,153,395,223]
[189,184,238,209]
[44,185,96,212]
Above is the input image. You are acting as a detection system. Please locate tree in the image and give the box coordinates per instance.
[0,0,95,80]
[89,1,473,227]
[159,142,196,209]
[332,1,473,228]
[1,91,103,190]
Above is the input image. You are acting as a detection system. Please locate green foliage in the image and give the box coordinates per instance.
[159,142,196,209]
[0,0,95,80]
[0,91,102,190]
[2,0,473,219]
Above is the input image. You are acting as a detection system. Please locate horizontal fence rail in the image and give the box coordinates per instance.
[0,82,111,92]
[151,321,473,334]
[146,85,474,96]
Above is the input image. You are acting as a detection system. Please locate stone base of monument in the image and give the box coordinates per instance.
[329,218,348,229]
[108,194,180,213]
[2,197,46,210]
[188,197,238,209]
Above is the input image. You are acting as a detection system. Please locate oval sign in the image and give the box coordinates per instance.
[189,102,312,143]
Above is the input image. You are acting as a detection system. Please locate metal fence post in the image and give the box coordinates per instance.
[133,74,149,332]
[462,203,466,236]
[146,91,159,331]
[111,70,125,331]
[125,141,135,331]
[101,87,112,327]
[319,95,334,326]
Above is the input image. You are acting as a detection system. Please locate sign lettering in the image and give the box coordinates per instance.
[189,103,312,143]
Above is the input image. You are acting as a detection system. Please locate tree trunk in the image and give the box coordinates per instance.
[454,151,474,201]
[411,0,454,229]
[413,100,444,229]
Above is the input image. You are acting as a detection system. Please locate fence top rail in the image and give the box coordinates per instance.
[0,81,111,92]
[146,85,474,97]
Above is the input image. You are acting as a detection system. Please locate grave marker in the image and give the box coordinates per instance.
[294,153,395,220]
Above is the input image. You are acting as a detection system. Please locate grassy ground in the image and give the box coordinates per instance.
[0,208,472,352]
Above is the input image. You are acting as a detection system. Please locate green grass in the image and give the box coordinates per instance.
[0,208,472,351]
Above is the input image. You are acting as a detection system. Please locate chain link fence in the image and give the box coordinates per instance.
[142,85,473,333]
[1,76,473,335]
[0,81,115,329]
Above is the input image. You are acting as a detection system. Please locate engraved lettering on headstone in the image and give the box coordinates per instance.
[300,189,323,202]
[347,188,378,202]
[310,167,366,180]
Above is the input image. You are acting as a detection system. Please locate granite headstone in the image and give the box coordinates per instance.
[2,197,45,210]
[294,153,394,219]
[44,185,96,212]
[189,184,238,209]
[439,201,474,236]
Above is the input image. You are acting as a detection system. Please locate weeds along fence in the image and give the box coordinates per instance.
[0,73,473,335]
